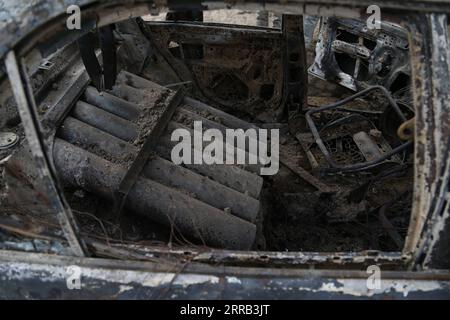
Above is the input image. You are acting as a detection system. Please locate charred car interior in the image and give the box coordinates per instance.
[0,1,449,299]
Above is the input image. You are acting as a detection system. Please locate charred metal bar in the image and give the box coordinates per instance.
[83,86,140,121]
[278,145,334,193]
[332,40,371,59]
[165,81,192,88]
[4,51,87,257]
[77,31,103,91]
[53,139,257,250]
[43,70,90,131]
[57,117,260,222]
[99,25,117,90]
[71,101,139,142]
[115,89,185,217]
[77,26,117,91]
[282,14,308,117]
[379,204,404,250]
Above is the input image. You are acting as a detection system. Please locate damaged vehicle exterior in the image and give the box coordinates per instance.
[0,0,449,300]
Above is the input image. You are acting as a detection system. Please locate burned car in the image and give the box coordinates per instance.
[0,0,449,299]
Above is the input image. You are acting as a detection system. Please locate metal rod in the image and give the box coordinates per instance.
[72,101,139,142]
[84,86,140,121]
[44,71,91,130]
[379,204,404,249]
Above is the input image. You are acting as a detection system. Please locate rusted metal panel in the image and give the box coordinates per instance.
[0,250,449,299]
[140,20,285,122]
[403,13,450,269]
[282,14,308,118]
